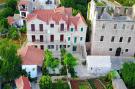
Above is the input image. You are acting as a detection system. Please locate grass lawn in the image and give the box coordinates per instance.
[79,81,92,89]
[0,0,5,4]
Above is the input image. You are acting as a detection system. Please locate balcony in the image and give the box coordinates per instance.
[29,40,67,44]
[27,30,47,34]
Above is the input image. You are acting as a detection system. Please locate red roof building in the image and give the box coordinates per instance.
[18,46,44,66]
[15,76,31,89]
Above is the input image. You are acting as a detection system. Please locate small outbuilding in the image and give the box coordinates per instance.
[86,56,111,75]
[18,46,44,78]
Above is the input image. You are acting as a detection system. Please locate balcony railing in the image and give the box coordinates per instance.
[27,30,47,34]
[29,40,67,44]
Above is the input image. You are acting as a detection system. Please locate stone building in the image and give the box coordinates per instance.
[88,0,135,57]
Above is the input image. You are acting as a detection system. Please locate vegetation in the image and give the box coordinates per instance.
[8,27,20,40]
[0,39,22,82]
[39,75,52,89]
[53,80,70,89]
[115,0,135,6]
[42,49,59,74]
[3,83,12,89]
[60,0,87,18]
[120,62,135,89]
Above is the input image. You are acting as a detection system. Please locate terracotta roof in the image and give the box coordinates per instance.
[7,16,15,25]
[18,46,44,66]
[27,7,87,30]
[15,76,31,89]
[18,0,29,6]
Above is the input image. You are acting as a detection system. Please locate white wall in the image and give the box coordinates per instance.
[27,18,87,52]
[22,65,37,78]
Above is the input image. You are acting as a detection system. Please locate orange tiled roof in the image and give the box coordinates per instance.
[15,76,31,89]
[27,7,87,30]
[18,46,44,66]
[7,16,15,25]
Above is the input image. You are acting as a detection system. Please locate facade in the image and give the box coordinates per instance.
[26,7,87,57]
[88,0,135,57]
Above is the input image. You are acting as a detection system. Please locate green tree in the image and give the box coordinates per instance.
[121,62,135,89]
[64,53,77,68]
[0,7,14,18]
[3,83,12,89]
[60,0,87,18]
[39,75,52,89]
[42,49,59,74]
[0,39,22,81]
[5,0,17,12]
[8,27,20,40]
[0,18,9,29]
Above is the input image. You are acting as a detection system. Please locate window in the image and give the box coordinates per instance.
[67,45,70,48]
[80,37,83,41]
[71,28,74,32]
[109,48,112,51]
[100,36,104,41]
[33,0,35,2]
[111,36,115,42]
[48,45,54,49]
[102,24,105,29]
[32,35,35,42]
[40,35,44,42]
[60,45,66,48]
[128,37,131,43]
[60,34,64,42]
[119,37,123,42]
[131,25,134,30]
[31,24,35,31]
[50,35,54,42]
[114,24,117,29]
[60,24,64,31]
[125,49,128,52]
[74,37,77,43]
[122,24,125,29]
[50,24,54,28]
[39,24,43,31]
[40,45,44,50]
[81,27,83,32]
[34,45,37,48]
[68,37,70,41]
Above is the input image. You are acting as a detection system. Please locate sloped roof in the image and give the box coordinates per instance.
[18,46,44,66]
[7,16,15,25]
[27,7,87,30]
[15,76,31,89]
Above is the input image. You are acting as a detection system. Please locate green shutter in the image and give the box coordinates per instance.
[74,37,77,43]
[71,28,74,32]
[81,28,83,32]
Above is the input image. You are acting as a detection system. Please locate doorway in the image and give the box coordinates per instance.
[115,47,121,56]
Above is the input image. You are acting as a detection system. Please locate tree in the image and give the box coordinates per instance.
[5,0,17,12]
[64,53,77,68]
[60,0,87,18]
[8,27,20,40]
[0,18,9,29]
[3,83,12,89]
[39,75,52,89]
[0,7,14,18]
[121,62,135,89]
[0,39,22,81]
[42,49,59,74]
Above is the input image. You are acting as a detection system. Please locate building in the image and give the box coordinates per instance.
[18,45,44,78]
[26,7,87,57]
[88,0,135,57]
[7,14,23,27]
[86,56,111,75]
[15,76,31,89]
[18,0,59,25]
